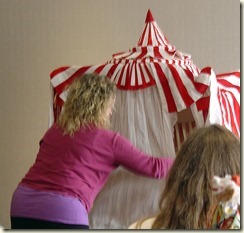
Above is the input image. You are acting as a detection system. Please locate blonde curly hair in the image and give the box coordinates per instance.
[57,73,116,135]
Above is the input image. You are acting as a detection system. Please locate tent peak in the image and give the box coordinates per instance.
[145,9,154,23]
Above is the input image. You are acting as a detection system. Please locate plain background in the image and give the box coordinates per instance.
[0,0,240,229]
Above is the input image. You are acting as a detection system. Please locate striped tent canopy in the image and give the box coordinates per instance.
[174,70,240,153]
[50,9,212,119]
[214,71,240,137]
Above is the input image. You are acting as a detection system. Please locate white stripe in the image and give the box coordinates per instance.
[218,91,229,127]
[121,64,128,86]
[114,67,122,84]
[84,64,104,74]
[130,63,136,86]
[99,63,114,75]
[154,24,165,46]
[51,67,79,88]
[60,89,68,101]
[110,64,123,83]
[217,74,240,87]
[176,65,206,99]
[136,64,143,85]
[217,85,240,105]
[160,63,186,111]
[197,68,213,86]
[150,25,157,46]
[141,63,151,83]
[223,92,240,136]
[158,47,174,60]
[154,23,174,50]
[122,52,134,60]
[113,51,132,59]
[150,63,168,111]
[142,24,150,46]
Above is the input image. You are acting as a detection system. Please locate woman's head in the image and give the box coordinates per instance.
[57,73,116,135]
[152,124,240,229]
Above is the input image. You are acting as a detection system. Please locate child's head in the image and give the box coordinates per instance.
[152,124,240,229]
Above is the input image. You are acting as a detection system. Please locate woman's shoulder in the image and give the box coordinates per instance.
[92,127,117,137]
[82,126,119,142]
[128,217,156,229]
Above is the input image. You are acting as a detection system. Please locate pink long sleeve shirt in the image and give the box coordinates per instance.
[20,124,174,212]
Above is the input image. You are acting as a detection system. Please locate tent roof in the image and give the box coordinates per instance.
[50,9,212,113]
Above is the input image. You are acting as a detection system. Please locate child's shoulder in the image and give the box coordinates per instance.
[129,217,156,229]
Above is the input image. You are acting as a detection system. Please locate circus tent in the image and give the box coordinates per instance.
[49,9,240,228]
[50,9,213,118]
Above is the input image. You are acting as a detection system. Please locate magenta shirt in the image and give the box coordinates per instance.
[20,124,174,212]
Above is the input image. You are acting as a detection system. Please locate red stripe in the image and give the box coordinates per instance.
[54,66,91,95]
[108,62,156,90]
[154,24,167,46]
[219,91,229,127]
[154,63,177,112]
[219,90,240,137]
[216,71,240,78]
[131,62,137,87]
[50,66,70,79]
[217,79,240,92]
[195,67,212,94]
[125,63,133,88]
[196,96,210,111]
[226,93,239,137]
[148,24,153,45]
[116,65,126,88]
[93,64,107,74]
[184,68,209,94]
[168,64,194,107]
[138,25,147,46]
[154,26,164,46]
[107,64,120,79]
[228,92,240,130]
[145,9,154,23]
[139,63,156,87]
[137,48,147,60]
[154,47,162,59]
[164,49,175,57]
[144,63,155,83]
[183,69,194,82]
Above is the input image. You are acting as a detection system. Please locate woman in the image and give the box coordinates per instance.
[10,73,174,229]
[129,124,240,229]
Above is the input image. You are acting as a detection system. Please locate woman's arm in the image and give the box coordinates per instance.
[112,133,174,178]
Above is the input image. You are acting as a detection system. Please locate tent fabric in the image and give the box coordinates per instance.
[50,64,212,113]
[48,9,240,229]
[215,71,240,137]
[189,70,240,138]
[50,9,212,114]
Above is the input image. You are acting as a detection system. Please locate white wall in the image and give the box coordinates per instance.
[0,0,240,228]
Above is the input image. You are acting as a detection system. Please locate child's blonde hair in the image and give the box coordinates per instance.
[57,73,116,135]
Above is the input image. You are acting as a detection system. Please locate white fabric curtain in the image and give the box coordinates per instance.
[111,86,177,156]
[89,86,177,229]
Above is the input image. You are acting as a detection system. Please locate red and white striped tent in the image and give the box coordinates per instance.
[50,10,212,121]
[49,10,240,228]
